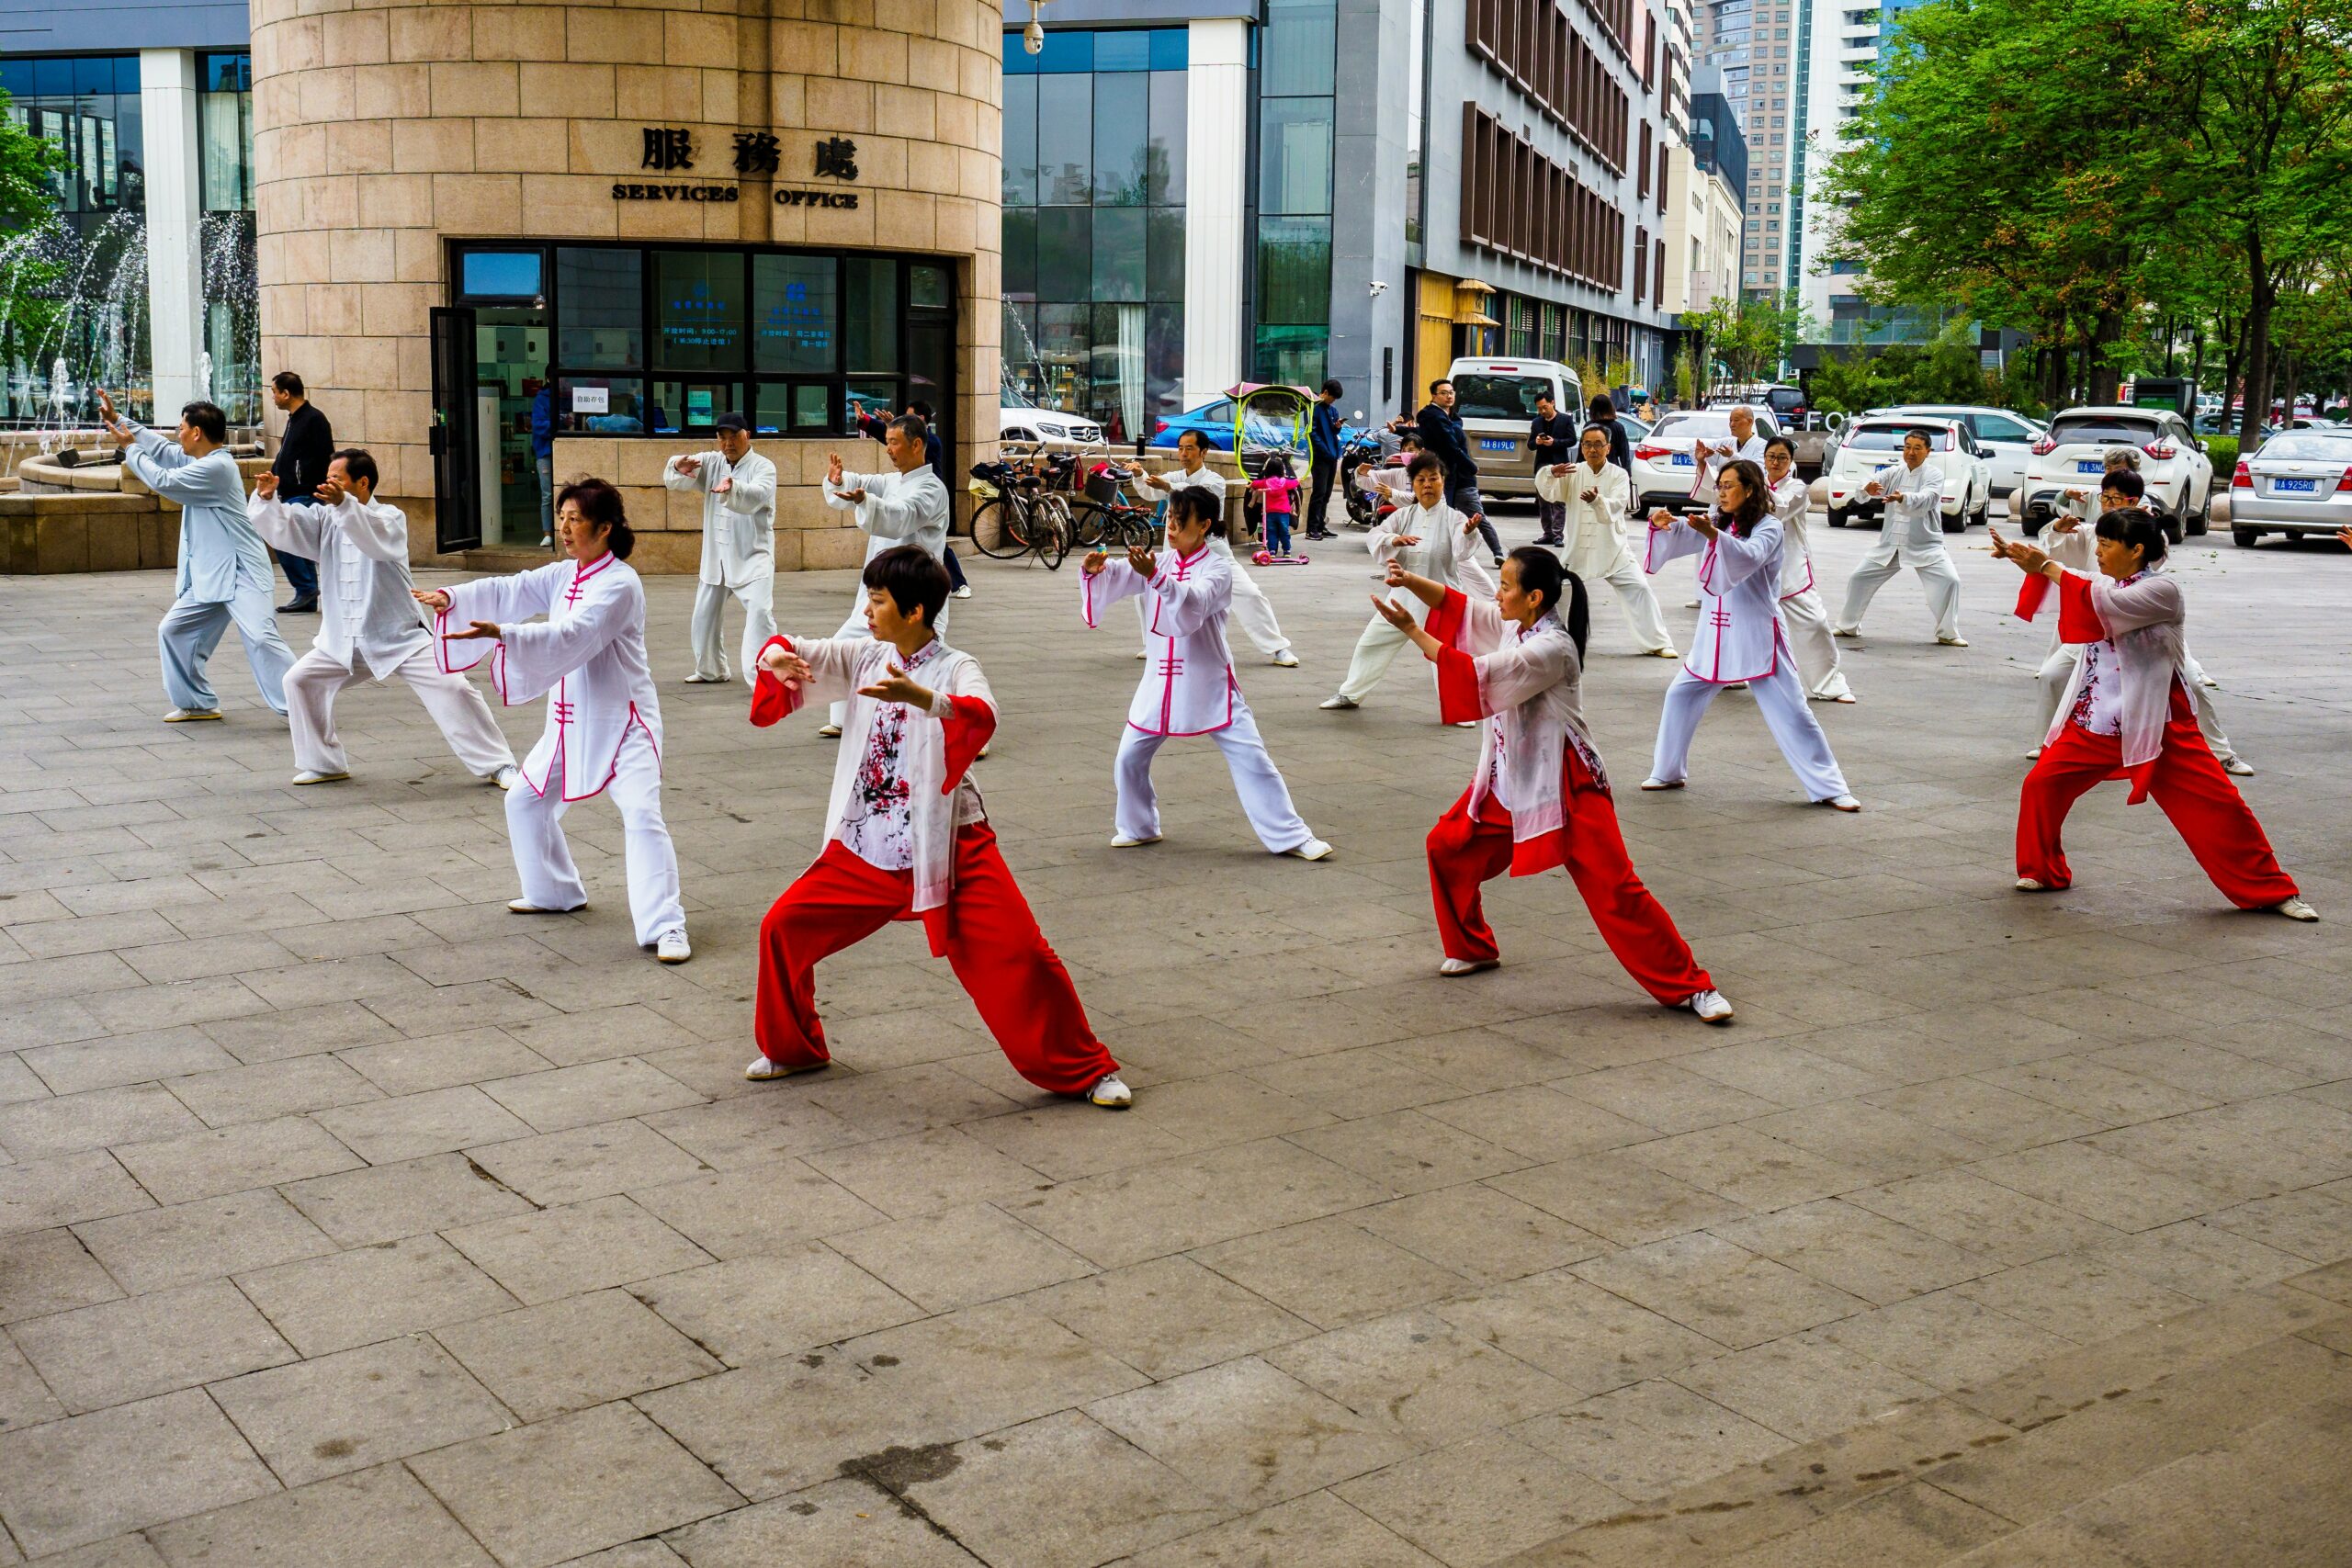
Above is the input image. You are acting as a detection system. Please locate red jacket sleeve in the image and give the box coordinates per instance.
[748,636,803,727]
[938,694,996,792]
[2054,570,2108,646]
[1422,587,1483,723]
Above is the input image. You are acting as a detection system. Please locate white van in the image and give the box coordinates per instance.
[1441,358,1585,499]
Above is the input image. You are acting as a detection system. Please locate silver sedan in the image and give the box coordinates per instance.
[2228,432,2352,546]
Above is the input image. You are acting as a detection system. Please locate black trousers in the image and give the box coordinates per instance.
[1307,456,1336,536]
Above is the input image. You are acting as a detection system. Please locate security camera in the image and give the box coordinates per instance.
[1023,18,1043,52]
[1368,279,1388,297]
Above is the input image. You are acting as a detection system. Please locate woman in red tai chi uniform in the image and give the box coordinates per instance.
[1372,546,1736,1021]
[1991,511,2314,920]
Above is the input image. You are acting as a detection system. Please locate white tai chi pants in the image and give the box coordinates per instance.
[2034,642,2240,762]
[1335,613,1424,705]
[689,572,777,685]
[284,646,516,779]
[1113,705,1315,852]
[1778,588,1854,700]
[504,728,686,946]
[1835,536,1962,640]
[159,582,297,716]
[1586,560,1675,654]
[1650,660,1851,801]
[827,592,950,728]
[1138,568,1292,660]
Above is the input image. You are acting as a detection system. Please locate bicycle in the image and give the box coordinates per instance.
[968,456,1073,570]
[1069,457,1160,551]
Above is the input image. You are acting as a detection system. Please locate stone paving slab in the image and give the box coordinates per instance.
[2,510,2349,1563]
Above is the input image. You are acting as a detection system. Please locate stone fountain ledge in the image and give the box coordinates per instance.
[2,452,269,574]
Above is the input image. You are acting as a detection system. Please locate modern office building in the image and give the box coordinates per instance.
[1659,64,1743,319]
[1690,0,1803,299]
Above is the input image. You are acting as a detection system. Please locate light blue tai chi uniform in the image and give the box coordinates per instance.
[129,425,295,716]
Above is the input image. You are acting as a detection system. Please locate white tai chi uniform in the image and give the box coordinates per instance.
[1334,501,1498,705]
[1148,465,1293,661]
[129,425,296,716]
[1836,457,1961,639]
[1645,510,1851,801]
[1689,434,1768,499]
[435,554,685,948]
[1767,473,1852,701]
[820,465,951,728]
[250,493,514,780]
[667,447,778,685]
[1081,544,1317,852]
[2028,501,2242,764]
[1536,457,1673,654]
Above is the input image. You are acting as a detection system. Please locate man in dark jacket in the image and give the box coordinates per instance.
[1588,392,1633,478]
[268,371,333,612]
[1527,390,1579,545]
[1402,378,1503,566]
[1306,378,1343,541]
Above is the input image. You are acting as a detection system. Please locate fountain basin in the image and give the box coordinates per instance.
[1,452,271,573]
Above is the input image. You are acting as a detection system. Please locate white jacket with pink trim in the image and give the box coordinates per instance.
[1644,509,1788,684]
[1080,543,1244,736]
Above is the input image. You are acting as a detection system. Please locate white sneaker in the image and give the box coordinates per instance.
[163,707,222,723]
[492,765,521,791]
[1271,650,1299,667]
[1135,649,1148,660]
[683,671,729,683]
[2222,757,2256,777]
[655,931,692,964]
[1827,693,1857,704]
[1639,777,1684,791]
[2271,897,2319,922]
[1832,626,1860,638]
[2025,747,2043,760]
[538,536,553,548]
[1285,838,1334,861]
[1648,646,1681,659]
[509,897,584,914]
[1684,599,1702,609]
[1684,989,1736,1023]
[1824,794,1862,812]
[1088,1072,1134,1109]
[744,1055,823,1081]
[1109,834,1161,848]
[952,585,973,599]
[1938,636,1970,648]
[290,769,349,785]
[817,723,843,739]
[1451,719,1478,728]
[1439,957,1498,977]
[1318,694,1358,710]
[2016,877,2047,891]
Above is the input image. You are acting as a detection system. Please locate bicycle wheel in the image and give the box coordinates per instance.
[1036,500,1072,570]
[969,497,1033,560]
[1066,500,1111,551]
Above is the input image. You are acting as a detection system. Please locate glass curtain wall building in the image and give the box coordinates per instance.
[198,51,257,426]
[1250,0,1337,387]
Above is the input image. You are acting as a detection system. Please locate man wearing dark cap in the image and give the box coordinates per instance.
[664,411,779,685]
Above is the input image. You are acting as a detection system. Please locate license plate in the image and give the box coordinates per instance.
[2075,460,2105,473]
[2273,477,2317,493]
[1673,453,1693,467]
[1479,438,1515,452]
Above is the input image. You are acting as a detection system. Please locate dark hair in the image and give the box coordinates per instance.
[1579,422,1612,445]
[2100,468,2146,502]
[1259,452,1293,479]
[1536,389,1557,407]
[1714,458,1770,536]
[1398,432,1420,447]
[271,371,304,397]
[863,544,951,626]
[1504,547,1589,659]
[180,401,228,444]
[1176,428,1208,453]
[1430,378,1453,394]
[1588,393,1614,421]
[1763,434,1797,458]
[328,447,378,491]
[1320,378,1342,398]
[2093,507,2167,566]
[888,413,927,446]
[1406,451,1445,479]
[1905,426,1940,447]
[555,476,634,558]
[907,400,935,422]
[1169,483,1226,538]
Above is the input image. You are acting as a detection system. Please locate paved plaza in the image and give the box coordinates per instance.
[3,510,2350,1567]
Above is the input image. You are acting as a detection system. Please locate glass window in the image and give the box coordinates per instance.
[1092,73,1148,204]
[1259,99,1333,216]
[1037,208,1091,301]
[1091,206,1146,303]
[557,375,648,434]
[1002,208,1038,299]
[1256,217,1330,324]
[847,379,899,428]
[1036,73,1092,203]
[650,379,743,434]
[752,254,836,373]
[1148,28,1188,70]
[755,382,834,434]
[1092,30,1149,71]
[908,319,951,423]
[557,248,643,368]
[460,250,544,300]
[1147,208,1184,303]
[1002,74,1037,207]
[910,265,950,310]
[1261,0,1337,96]
[843,258,899,372]
[1146,71,1186,205]
[653,250,746,370]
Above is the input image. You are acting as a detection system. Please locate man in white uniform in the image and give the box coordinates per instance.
[1835,427,1966,645]
[666,411,778,686]
[1762,434,1854,701]
[819,414,951,735]
[1536,424,1677,658]
[1142,430,1297,666]
[251,450,517,787]
[1320,453,1494,713]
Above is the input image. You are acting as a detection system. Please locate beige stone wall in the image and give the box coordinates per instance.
[251,0,1003,570]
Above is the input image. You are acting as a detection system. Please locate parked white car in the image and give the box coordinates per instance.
[1630,408,1783,514]
[2226,429,2352,547]
[1822,418,1992,532]
[1000,392,1102,448]
[2020,406,2213,540]
[1877,404,2045,497]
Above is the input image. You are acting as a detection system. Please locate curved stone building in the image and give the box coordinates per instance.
[249,0,1002,570]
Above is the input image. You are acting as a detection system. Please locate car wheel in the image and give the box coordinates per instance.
[1941,504,1966,534]
[2232,525,2260,548]
[2162,511,2183,546]
[2188,480,2211,536]
[1828,507,1849,528]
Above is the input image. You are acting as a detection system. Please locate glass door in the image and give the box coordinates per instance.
[429,306,481,554]
[472,306,551,549]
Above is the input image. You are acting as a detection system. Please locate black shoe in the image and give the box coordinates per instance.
[278,597,317,614]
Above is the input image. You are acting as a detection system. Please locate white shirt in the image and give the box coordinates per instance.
[1872,458,1948,548]
[664,448,778,591]
[837,637,949,871]
[1428,591,1606,865]
[1369,501,1496,624]
[1081,544,1243,736]
[823,465,950,569]
[1158,464,1250,564]
[1768,474,1815,596]
[1691,433,1768,498]
[1645,510,1788,684]
[1537,459,1637,580]
[249,494,431,679]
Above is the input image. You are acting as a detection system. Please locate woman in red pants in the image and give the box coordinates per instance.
[743,546,1132,1106]
[1372,547,1735,1022]
[1991,512,2313,919]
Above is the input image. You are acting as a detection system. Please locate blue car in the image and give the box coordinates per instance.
[1149,394,1363,455]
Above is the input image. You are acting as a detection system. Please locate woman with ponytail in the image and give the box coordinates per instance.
[1371,546,1733,1022]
